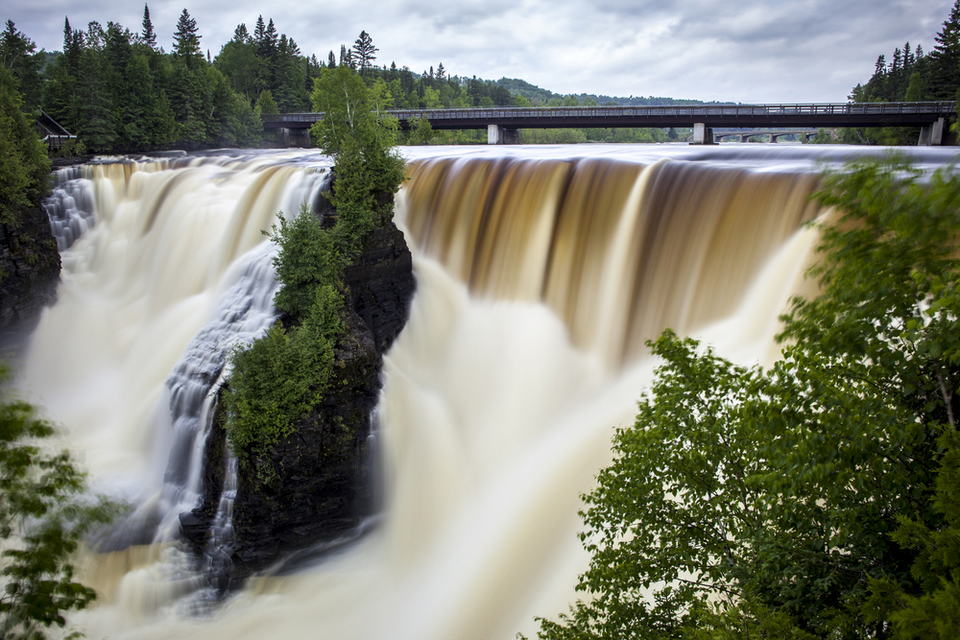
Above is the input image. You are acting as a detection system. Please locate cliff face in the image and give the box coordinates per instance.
[0,204,60,347]
[181,218,415,587]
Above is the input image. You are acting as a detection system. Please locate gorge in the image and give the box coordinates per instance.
[10,143,958,639]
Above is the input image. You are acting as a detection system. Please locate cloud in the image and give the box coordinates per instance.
[2,0,953,102]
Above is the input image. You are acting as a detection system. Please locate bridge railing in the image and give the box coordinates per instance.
[263,101,956,126]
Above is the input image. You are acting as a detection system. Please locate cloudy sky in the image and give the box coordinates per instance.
[4,0,951,103]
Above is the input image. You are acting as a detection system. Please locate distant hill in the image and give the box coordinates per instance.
[495,77,732,106]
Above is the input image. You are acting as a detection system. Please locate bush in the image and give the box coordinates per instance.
[0,368,116,639]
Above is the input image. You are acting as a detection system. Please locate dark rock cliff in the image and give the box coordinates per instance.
[180,218,415,587]
[0,204,60,348]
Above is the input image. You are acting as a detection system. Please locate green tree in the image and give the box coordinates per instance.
[255,89,278,115]
[530,157,960,639]
[351,30,378,72]
[139,4,157,49]
[0,21,42,113]
[215,28,261,103]
[0,367,116,639]
[405,116,434,144]
[172,9,201,61]
[0,65,48,221]
[930,0,960,98]
[227,65,405,486]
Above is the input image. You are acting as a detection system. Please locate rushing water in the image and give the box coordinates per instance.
[14,144,959,639]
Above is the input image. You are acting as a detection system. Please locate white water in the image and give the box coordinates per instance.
[15,144,958,639]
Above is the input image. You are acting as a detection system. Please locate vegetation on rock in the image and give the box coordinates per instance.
[225,64,404,486]
[0,63,59,335]
[529,157,960,639]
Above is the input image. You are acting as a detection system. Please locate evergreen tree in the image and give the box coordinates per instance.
[233,23,250,44]
[930,0,960,98]
[43,19,81,133]
[215,28,260,102]
[140,4,157,49]
[253,16,266,47]
[172,9,201,61]
[84,22,105,50]
[351,31,377,71]
[0,21,42,112]
[74,46,117,151]
[255,89,278,115]
[327,50,336,68]
[339,44,353,69]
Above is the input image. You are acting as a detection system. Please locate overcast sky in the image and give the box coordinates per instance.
[3,0,952,103]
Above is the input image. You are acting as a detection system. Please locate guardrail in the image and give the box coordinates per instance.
[263,101,956,126]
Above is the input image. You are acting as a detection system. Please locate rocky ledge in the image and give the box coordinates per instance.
[0,204,60,350]
[181,217,415,588]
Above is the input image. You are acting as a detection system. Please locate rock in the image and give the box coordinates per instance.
[181,216,415,587]
[0,203,61,350]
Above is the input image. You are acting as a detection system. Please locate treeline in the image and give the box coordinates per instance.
[836,0,960,144]
[0,7,533,152]
[2,11,262,153]
[1,5,707,151]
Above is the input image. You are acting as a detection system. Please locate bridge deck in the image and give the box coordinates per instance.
[264,102,955,131]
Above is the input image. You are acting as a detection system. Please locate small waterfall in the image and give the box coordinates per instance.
[154,238,281,541]
[43,165,96,251]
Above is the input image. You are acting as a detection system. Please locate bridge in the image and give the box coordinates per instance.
[263,101,955,146]
[713,129,821,143]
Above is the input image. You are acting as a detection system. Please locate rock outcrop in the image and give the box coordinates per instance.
[0,204,60,349]
[181,217,415,587]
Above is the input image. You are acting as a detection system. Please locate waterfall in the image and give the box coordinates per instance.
[16,145,959,639]
[18,151,330,576]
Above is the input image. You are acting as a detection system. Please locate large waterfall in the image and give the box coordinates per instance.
[14,144,958,639]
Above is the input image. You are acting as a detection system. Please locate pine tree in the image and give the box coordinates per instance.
[233,23,250,44]
[874,54,886,77]
[44,18,82,132]
[0,21,42,112]
[172,9,201,61]
[253,16,266,47]
[264,19,278,51]
[339,44,353,69]
[930,0,960,98]
[140,4,157,49]
[436,62,446,80]
[215,26,260,102]
[351,31,377,71]
[85,21,105,50]
[327,50,336,68]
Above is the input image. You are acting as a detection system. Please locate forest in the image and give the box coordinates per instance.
[0,6,707,153]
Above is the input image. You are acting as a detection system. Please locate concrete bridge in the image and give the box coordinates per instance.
[263,101,955,146]
[713,129,821,143]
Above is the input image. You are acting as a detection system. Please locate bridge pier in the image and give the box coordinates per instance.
[280,127,312,147]
[918,117,946,146]
[487,124,520,144]
[691,123,715,145]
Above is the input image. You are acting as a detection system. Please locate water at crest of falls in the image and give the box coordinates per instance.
[14,144,960,639]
